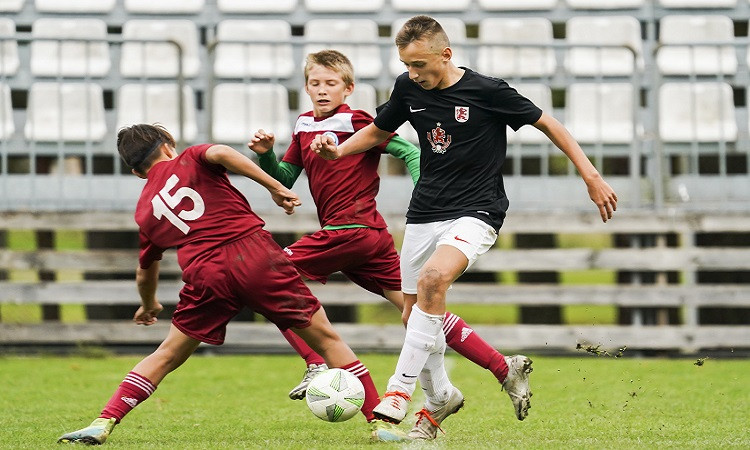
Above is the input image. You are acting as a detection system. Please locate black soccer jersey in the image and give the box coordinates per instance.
[374,68,543,231]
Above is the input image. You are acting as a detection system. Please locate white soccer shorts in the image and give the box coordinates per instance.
[400,216,498,295]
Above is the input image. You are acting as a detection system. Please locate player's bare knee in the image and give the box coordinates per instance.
[418,266,451,295]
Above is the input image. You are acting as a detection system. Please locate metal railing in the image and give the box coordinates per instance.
[1,34,749,212]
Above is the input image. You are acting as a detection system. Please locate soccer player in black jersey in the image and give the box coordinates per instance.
[312,15,618,439]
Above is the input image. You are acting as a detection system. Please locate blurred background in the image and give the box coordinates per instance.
[0,0,748,356]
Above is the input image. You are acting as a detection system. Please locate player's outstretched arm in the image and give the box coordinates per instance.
[247,129,303,189]
[385,135,421,185]
[312,123,392,160]
[205,144,301,214]
[533,112,618,222]
[134,261,163,326]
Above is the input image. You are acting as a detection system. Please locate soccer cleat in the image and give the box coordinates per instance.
[370,420,411,442]
[502,355,533,421]
[289,363,328,400]
[372,390,411,424]
[57,417,117,445]
[408,387,465,440]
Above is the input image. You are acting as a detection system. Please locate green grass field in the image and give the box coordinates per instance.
[1,353,748,449]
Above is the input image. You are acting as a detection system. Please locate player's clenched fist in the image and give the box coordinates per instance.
[311,133,341,160]
[248,129,275,155]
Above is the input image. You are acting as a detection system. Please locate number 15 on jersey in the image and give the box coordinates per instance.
[151,174,205,234]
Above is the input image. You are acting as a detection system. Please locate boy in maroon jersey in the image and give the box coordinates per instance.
[249,50,521,440]
[57,124,389,445]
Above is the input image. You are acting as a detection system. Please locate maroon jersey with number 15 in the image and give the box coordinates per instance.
[135,144,265,271]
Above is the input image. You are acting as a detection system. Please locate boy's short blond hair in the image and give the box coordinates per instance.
[304,50,355,86]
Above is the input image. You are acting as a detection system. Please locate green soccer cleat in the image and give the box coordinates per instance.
[370,419,411,442]
[58,417,117,445]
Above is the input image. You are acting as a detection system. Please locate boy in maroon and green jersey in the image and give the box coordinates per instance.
[249,51,514,420]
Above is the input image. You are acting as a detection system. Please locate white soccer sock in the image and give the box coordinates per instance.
[387,305,445,396]
[419,332,455,410]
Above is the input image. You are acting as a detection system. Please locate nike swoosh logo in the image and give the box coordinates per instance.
[454,236,470,244]
[401,373,418,378]
[409,107,426,113]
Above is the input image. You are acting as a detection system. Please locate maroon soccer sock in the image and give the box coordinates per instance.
[99,371,157,423]
[444,312,510,383]
[280,328,326,366]
[340,360,379,422]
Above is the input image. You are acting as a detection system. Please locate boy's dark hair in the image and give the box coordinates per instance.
[395,15,450,51]
[117,124,176,173]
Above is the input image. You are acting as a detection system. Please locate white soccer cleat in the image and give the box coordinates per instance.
[372,390,411,424]
[502,355,533,420]
[408,387,465,440]
[289,363,328,400]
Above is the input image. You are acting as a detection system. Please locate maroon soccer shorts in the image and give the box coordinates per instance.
[284,227,402,297]
[172,230,321,345]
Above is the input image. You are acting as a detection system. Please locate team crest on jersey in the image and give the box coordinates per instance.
[455,106,469,123]
[426,122,452,154]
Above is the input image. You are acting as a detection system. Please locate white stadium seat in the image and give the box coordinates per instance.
[566,0,645,8]
[214,20,295,79]
[217,0,297,13]
[304,0,384,12]
[298,82,378,116]
[477,18,556,78]
[25,82,106,142]
[656,15,737,75]
[34,0,115,13]
[659,82,737,143]
[659,0,736,7]
[212,83,292,144]
[507,84,552,144]
[117,84,198,143]
[478,0,557,9]
[0,83,13,140]
[30,18,110,78]
[303,20,382,79]
[0,0,24,12]
[565,83,637,144]
[392,0,470,11]
[120,20,201,79]
[389,18,469,77]
[0,18,19,76]
[565,16,643,76]
[124,0,204,13]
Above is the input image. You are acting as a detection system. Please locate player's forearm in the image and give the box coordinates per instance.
[136,262,160,308]
[339,123,392,157]
[207,144,288,192]
[534,113,601,183]
[385,135,421,185]
[257,150,302,189]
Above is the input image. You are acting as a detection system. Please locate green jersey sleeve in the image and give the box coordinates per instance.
[257,149,303,188]
[384,135,420,185]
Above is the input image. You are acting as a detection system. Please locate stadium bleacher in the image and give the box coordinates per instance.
[0,0,748,211]
[2,0,750,354]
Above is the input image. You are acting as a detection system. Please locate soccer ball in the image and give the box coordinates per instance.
[305,368,365,422]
